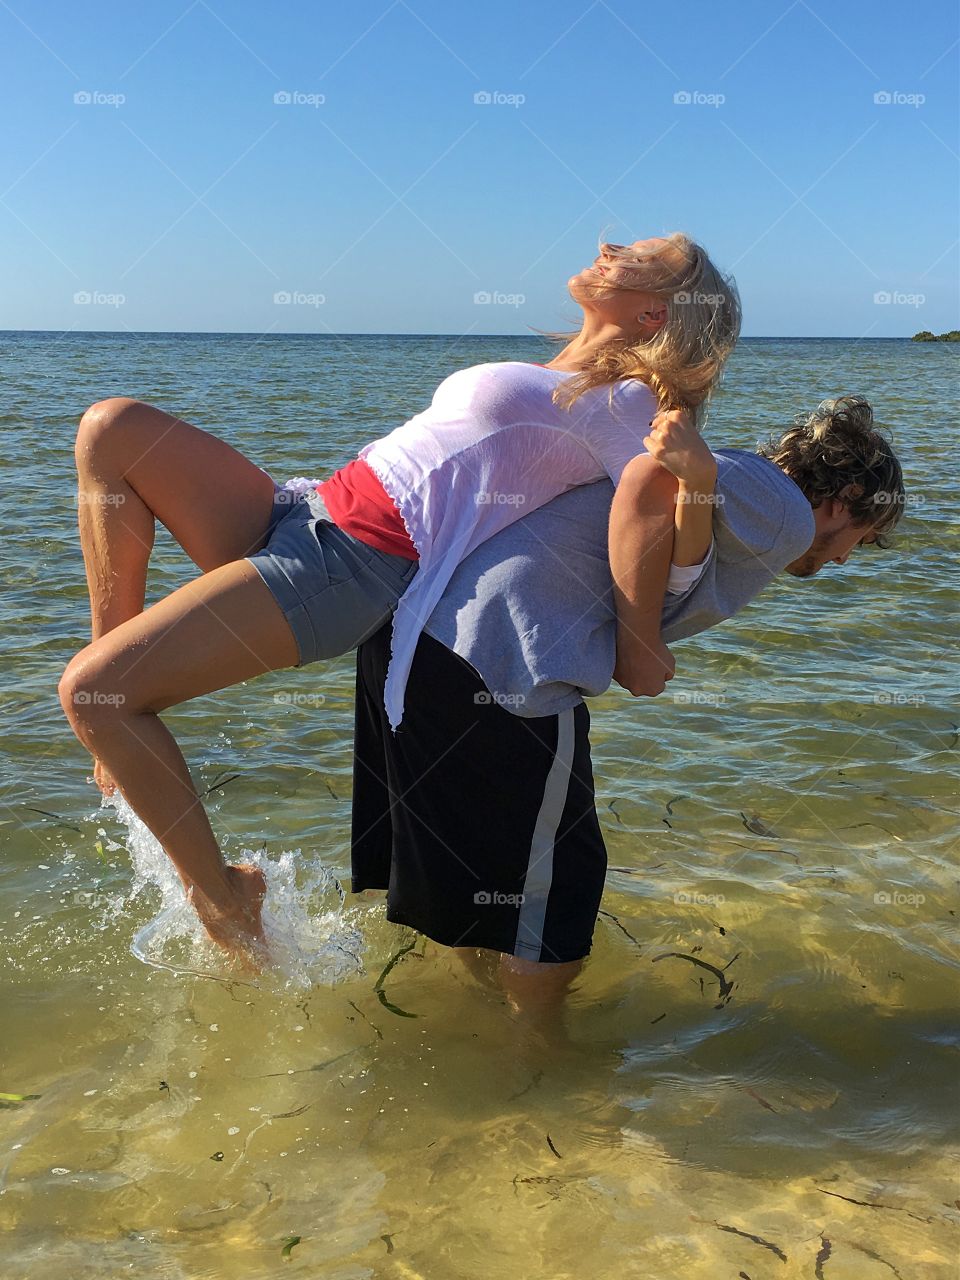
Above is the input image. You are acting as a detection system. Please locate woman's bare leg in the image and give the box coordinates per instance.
[73,396,280,792]
[59,557,300,955]
[74,396,278,640]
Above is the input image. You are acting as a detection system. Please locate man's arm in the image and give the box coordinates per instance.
[608,454,678,697]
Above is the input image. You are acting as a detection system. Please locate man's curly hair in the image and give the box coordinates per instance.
[757,396,905,547]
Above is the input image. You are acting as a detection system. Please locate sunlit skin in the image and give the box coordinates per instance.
[551,240,880,579]
[545,236,683,371]
[544,234,720,703]
[61,233,880,1006]
[785,496,879,577]
[58,232,697,987]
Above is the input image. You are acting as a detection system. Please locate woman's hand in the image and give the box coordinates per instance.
[643,409,717,492]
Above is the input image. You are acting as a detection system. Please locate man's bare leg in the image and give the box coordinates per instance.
[453,945,500,989]
[498,954,584,1018]
[497,954,585,1061]
[453,945,584,1048]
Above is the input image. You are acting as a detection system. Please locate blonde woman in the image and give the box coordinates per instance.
[59,233,740,956]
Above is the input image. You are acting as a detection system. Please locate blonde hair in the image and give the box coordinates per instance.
[534,231,741,420]
[757,396,905,547]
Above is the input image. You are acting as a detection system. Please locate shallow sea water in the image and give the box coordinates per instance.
[0,333,958,1278]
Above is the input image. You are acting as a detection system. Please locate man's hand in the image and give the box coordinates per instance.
[613,630,676,697]
[643,408,716,492]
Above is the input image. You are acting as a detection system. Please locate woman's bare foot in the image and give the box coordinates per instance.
[188,864,269,966]
[92,756,117,797]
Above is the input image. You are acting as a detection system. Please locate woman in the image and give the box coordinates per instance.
[58,233,740,958]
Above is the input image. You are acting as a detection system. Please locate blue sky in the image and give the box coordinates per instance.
[1,0,957,336]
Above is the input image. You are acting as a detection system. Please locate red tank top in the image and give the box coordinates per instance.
[317,363,550,559]
[317,459,416,559]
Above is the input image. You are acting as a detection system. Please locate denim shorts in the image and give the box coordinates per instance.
[247,483,418,666]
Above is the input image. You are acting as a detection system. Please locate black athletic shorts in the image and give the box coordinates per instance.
[350,624,608,964]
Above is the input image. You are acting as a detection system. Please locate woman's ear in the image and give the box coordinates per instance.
[636,303,668,326]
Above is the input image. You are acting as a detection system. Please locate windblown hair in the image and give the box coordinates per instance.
[757,396,905,547]
[535,231,742,421]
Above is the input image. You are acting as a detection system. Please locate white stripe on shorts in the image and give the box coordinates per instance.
[514,708,575,962]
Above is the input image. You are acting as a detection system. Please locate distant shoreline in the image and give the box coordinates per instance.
[0,331,943,341]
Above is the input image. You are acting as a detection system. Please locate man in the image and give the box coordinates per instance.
[350,396,905,1016]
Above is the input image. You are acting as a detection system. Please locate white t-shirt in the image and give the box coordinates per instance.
[665,542,714,595]
[358,361,659,728]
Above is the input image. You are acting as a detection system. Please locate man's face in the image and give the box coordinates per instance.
[784,500,878,578]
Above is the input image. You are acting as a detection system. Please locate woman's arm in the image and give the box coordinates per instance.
[643,409,718,567]
[608,454,678,697]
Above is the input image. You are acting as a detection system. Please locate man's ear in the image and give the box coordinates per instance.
[836,482,864,504]
[817,496,846,528]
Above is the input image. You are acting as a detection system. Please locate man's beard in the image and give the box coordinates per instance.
[785,531,832,578]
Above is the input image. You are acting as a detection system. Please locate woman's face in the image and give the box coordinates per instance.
[567,236,686,336]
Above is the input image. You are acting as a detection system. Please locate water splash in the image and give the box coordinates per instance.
[104,793,365,990]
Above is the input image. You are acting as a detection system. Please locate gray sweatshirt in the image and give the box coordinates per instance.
[422,448,816,717]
